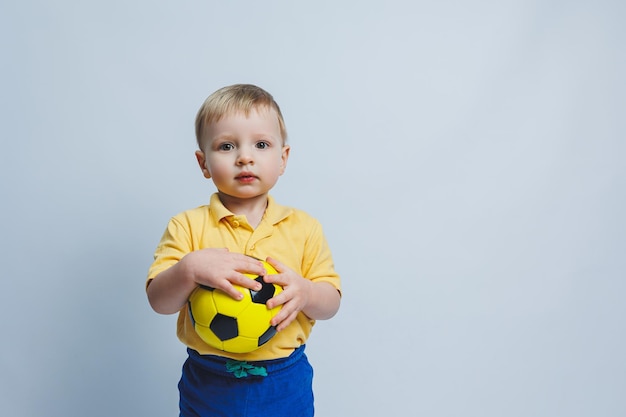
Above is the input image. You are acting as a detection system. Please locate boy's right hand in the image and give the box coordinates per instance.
[182,248,266,300]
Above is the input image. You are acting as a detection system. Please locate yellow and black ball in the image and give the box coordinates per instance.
[188,260,283,353]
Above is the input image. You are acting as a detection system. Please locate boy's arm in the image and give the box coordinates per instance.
[302,281,341,320]
[146,258,197,315]
[147,248,267,315]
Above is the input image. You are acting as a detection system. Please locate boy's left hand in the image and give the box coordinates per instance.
[263,257,313,332]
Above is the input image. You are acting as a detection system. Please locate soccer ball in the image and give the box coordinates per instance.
[188,260,283,353]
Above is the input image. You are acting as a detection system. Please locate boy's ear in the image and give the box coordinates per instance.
[279,145,290,175]
[195,150,211,179]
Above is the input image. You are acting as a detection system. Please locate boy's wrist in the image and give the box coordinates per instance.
[178,255,200,289]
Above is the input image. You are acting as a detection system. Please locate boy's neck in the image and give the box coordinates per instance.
[217,193,268,229]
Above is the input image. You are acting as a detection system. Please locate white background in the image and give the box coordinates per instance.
[1,1,624,416]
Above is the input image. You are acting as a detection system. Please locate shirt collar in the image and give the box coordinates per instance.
[209,193,292,225]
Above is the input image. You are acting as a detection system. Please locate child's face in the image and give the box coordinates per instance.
[195,107,289,202]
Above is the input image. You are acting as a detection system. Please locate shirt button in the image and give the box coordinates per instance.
[232,220,240,228]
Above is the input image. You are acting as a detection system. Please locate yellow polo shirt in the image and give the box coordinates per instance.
[147,193,341,361]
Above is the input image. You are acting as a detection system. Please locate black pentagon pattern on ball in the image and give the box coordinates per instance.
[258,326,278,347]
[187,302,196,325]
[249,276,276,304]
[199,284,215,291]
[210,313,238,341]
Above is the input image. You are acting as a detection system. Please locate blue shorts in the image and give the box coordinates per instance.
[179,345,314,417]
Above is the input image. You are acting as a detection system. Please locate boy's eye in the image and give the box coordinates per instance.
[256,141,269,149]
[219,143,234,151]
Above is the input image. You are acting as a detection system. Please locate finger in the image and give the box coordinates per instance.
[275,310,299,332]
[265,256,284,273]
[229,272,263,292]
[213,272,262,300]
[266,289,288,310]
[261,268,286,286]
[270,307,287,327]
[269,295,297,325]
[215,280,246,301]
[235,255,266,276]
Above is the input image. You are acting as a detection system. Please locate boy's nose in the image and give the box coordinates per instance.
[236,151,253,165]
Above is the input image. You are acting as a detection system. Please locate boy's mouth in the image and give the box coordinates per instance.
[236,172,257,182]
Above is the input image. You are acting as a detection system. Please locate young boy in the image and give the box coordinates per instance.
[146,84,341,416]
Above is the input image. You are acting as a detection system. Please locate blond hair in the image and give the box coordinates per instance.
[195,84,287,148]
